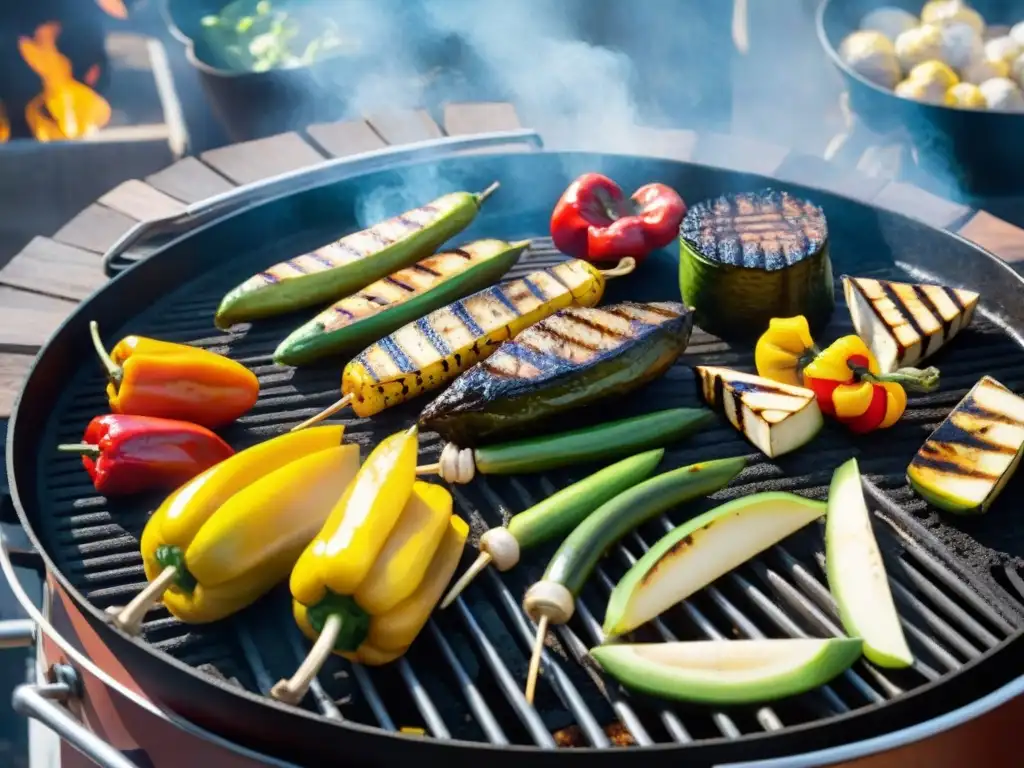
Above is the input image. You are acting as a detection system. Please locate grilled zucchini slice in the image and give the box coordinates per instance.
[679,189,835,340]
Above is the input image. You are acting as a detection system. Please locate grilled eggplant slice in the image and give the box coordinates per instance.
[696,366,823,458]
[843,275,979,374]
[907,376,1024,515]
[679,189,835,340]
[342,260,606,418]
[215,186,497,329]
[274,239,529,366]
[419,302,693,446]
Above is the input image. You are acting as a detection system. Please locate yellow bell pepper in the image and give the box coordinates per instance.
[272,427,468,705]
[110,426,353,634]
[753,315,820,387]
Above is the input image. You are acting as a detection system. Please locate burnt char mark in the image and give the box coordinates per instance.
[396,214,422,231]
[308,250,337,269]
[561,310,631,339]
[378,335,415,373]
[523,276,549,301]
[912,283,951,341]
[258,271,279,284]
[416,317,449,357]
[353,351,380,382]
[336,242,364,260]
[411,263,442,277]
[384,276,415,292]
[532,326,602,353]
[487,286,521,316]
[959,393,1022,427]
[628,302,684,319]
[368,228,394,247]
[640,534,696,586]
[484,343,559,378]
[847,278,907,356]
[546,266,572,291]
[680,188,826,271]
[363,294,390,307]
[449,301,485,338]
[943,284,966,312]
[452,248,473,259]
[911,444,1003,481]
[879,279,931,345]
[333,306,355,320]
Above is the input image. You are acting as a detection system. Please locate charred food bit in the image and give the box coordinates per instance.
[419,301,693,446]
[696,365,822,458]
[907,376,1024,515]
[678,189,835,340]
[843,275,979,374]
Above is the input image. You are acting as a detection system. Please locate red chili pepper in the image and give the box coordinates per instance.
[57,415,235,496]
[550,173,686,264]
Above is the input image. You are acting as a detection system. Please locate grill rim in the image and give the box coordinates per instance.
[9,149,1024,765]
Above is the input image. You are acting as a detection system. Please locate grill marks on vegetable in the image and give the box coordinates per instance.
[255,202,445,287]
[681,189,827,270]
[698,366,815,432]
[351,260,600,398]
[910,377,1024,482]
[317,241,507,335]
[482,303,683,381]
[843,276,979,370]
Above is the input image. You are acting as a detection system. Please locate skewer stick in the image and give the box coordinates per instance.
[524,615,549,706]
[271,613,343,705]
[476,181,501,204]
[290,393,353,432]
[416,463,439,476]
[106,565,178,635]
[439,552,493,609]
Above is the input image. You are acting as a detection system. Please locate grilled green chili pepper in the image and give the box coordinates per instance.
[439,449,665,609]
[422,407,715,484]
[274,238,529,366]
[215,183,500,329]
[520,455,747,704]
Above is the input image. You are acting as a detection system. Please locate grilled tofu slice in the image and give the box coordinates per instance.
[696,366,823,458]
[342,259,607,418]
[844,275,979,374]
[419,302,693,446]
[907,376,1024,515]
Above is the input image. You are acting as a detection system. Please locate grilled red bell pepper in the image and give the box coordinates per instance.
[550,173,686,264]
[803,336,939,434]
[57,414,235,496]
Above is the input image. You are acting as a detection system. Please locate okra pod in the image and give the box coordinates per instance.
[439,449,665,608]
[520,455,746,704]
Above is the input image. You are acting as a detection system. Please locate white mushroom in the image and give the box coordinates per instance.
[961,55,1010,84]
[895,25,945,73]
[1010,21,1024,47]
[841,30,902,89]
[940,22,983,71]
[860,8,919,41]
[921,1,986,38]
[979,77,1024,111]
[984,36,1023,65]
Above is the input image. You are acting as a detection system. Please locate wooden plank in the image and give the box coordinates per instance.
[0,287,76,354]
[366,110,444,146]
[52,204,138,255]
[145,157,236,204]
[0,237,105,302]
[0,353,34,418]
[871,181,973,231]
[98,180,186,222]
[959,211,1024,264]
[772,152,888,203]
[689,131,789,177]
[443,102,522,135]
[305,119,387,158]
[200,132,327,186]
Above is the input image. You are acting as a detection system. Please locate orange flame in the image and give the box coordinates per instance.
[18,22,111,141]
[96,0,128,19]
[0,102,10,143]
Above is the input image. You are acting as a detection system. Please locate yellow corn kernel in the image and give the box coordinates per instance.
[367,515,469,652]
[290,428,419,606]
[185,444,360,587]
[354,481,452,614]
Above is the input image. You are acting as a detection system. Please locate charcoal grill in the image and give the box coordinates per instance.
[4,132,1024,767]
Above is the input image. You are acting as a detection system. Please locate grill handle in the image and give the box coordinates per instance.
[101,128,546,277]
[11,664,140,768]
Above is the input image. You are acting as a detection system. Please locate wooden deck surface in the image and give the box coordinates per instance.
[2,102,1023,765]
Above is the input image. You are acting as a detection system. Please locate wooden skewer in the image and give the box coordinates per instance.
[524,615,549,706]
[106,565,178,635]
[270,613,343,705]
[291,393,353,432]
[439,552,492,609]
